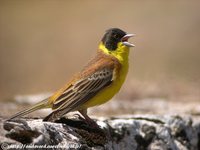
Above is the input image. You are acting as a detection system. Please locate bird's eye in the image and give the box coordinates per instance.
[113,34,119,39]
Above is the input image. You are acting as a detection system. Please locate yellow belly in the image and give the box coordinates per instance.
[79,63,128,110]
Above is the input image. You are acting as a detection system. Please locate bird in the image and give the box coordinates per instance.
[8,28,135,125]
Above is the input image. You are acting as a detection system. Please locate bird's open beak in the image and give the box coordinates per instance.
[121,34,135,47]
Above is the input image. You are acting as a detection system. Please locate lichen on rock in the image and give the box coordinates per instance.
[0,115,200,150]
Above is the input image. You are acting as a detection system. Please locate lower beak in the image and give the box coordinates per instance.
[121,34,135,47]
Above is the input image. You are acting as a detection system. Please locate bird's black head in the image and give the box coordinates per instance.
[102,28,127,51]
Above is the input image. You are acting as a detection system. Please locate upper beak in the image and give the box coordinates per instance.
[121,34,135,47]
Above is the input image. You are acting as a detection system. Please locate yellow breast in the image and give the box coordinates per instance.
[79,42,130,109]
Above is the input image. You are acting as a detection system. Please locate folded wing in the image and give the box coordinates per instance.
[52,67,114,113]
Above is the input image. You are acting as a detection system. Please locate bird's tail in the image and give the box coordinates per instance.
[7,98,50,120]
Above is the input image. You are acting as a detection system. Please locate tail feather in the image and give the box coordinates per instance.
[8,98,49,120]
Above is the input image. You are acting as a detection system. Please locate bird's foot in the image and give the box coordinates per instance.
[84,117,99,128]
[74,113,99,128]
[74,114,85,121]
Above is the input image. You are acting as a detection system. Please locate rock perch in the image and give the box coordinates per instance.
[0,115,200,150]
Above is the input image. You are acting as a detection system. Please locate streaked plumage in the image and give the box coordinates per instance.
[8,28,135,125]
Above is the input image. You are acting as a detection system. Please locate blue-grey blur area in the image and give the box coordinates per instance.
[0,1,200,116]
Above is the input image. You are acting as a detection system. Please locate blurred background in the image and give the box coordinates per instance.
[0,1,200,117]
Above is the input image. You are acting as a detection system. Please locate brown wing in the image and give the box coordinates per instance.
[43,51,120,121]
[52,67,114,112]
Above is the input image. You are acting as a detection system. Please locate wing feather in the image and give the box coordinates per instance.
[52,68,113,111]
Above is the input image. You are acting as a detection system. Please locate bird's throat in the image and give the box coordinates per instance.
[98,42,130,65]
